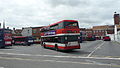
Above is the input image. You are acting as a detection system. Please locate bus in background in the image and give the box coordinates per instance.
[34,39,41,44]
[86,35,96,41]
[0,29,12,48]
[12,36,34,46]
[40,20,80,51]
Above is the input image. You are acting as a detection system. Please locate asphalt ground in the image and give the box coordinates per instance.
[0,40,120,68]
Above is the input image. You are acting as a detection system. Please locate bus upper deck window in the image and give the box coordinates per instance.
[55,37,58,39]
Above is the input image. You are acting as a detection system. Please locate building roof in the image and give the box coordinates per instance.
[92,25,114,30]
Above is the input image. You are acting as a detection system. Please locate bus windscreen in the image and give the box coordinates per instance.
[64,22,79,28]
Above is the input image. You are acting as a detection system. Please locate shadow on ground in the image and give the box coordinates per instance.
[0,47,13,49]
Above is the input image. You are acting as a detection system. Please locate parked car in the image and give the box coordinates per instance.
[103,36,111,41]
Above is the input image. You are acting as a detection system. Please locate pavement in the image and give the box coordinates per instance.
[0,40,120,68]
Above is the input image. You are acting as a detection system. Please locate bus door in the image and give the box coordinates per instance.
[0,36,4,46]
[27,37,34,45]
[0,38,5,48]
[0,30,4,47]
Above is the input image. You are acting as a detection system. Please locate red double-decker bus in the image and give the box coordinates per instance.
[40,20,81,51]
[0,29,12,48]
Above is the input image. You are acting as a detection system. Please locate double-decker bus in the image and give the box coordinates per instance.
[12,36,34,46]
[40,20,81,51]
[0,28,12,48]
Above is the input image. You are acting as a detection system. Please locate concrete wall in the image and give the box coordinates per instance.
[107,31,120,43]
[116,31,120,42]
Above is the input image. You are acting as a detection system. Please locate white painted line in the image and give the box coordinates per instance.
[0,67,4,68]
[0,51,120,60]
[87,42,105,57]
[114,41,120,46]
[0,56,119,67]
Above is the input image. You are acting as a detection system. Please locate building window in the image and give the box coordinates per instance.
[97,30,99,32]
[27,30,29,34]
[99,30,101,32]
[96,30,97,33]
[102,30,104,32]
[33,29,36,33]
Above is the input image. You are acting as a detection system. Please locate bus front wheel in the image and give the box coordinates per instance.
[55,44,59,51]
[43,43,46,48]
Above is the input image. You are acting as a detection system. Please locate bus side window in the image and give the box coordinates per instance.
[58,23,63,29]
[57,37,61,43]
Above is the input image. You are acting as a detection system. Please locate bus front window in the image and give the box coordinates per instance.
[64,22,79,28]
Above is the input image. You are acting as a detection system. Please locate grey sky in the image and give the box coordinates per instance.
[0,0,120,29]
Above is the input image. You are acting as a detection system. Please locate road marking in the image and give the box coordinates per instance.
[87,42,105,57]
[112,41,120,47]
[0,52,120,60]
[0,67,4,68]
[0,56,120,67]
[92,55,120,58]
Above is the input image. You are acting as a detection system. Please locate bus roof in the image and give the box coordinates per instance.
[49,20,78,27]
[42,20,78,29]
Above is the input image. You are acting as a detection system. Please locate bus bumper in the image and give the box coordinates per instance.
[58,45,80,50]
[5,44,12,46]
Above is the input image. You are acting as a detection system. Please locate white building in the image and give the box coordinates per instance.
[21,27,32,36]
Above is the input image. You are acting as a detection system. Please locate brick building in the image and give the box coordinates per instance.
[21,26,44,43]
[12,28,22,36]
[113,12,120,31]
[93,25,114,34]
[80,25,114,40]
[32,27,43,40]
[21,26,44,40]
[79,12,120,40]
[79,28,86,35]
[85,28,93,36]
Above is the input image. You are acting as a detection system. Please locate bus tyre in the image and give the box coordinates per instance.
[28,44,31,46]
[43,43,46,48]
[55,45,59,51]
[1,46,5,48]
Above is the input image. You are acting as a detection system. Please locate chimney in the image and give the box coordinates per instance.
[22,28,24,30]
[13,28,15,30]
[3,20,5,29]
[114,12,120,25]
[7,27,9,29]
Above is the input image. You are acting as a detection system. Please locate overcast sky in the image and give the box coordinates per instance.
[0,0,120,29]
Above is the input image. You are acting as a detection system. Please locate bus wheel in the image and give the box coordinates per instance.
[28,44,31,46]
[1,46,5,48]
[43,43,46,48]
[55,44,59,51]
